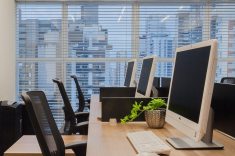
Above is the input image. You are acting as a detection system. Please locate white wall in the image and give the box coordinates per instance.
[0,0,16,101]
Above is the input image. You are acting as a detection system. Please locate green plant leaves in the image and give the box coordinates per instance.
[131,101,142,114]
[120,115,129,123]
[120,101,143,123]
[120,98,167,124]
[147,98,167,110]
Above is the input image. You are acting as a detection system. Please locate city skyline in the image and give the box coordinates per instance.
[16,3,235,125]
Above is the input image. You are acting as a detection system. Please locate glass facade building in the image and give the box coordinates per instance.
[16,1,235,126]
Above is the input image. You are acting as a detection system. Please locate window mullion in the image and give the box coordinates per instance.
[132,2,139,59]
[203,0,211,41]
[62,2,69,83]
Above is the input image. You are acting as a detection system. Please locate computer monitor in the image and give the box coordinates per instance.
[166,40,223,149]
[124,59,137,87]
[135,56,157,98]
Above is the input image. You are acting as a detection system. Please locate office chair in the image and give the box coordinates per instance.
[71,75,90,112]
[220,77,235,84]
[21,91,87,156]
[52,78,89,135]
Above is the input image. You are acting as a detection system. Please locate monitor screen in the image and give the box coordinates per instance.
[137,58,154,95]
[168,46,211,123]
[124,61,134,87]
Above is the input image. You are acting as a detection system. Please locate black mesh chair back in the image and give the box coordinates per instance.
[53,78,89,135]
[71,75,86,112]
[220,77,235,84]
[52,78,76,125]
[21,91,65,156]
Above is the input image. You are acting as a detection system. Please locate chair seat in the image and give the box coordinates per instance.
[221,77,235,84]
[65,140,87,156]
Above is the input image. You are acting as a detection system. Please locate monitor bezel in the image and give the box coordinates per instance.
[125,59,137,87]
[166,39,218,142]
[135,55,157,98]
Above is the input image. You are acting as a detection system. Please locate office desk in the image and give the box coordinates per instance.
[4,135,87,156]
[87,95,235,156]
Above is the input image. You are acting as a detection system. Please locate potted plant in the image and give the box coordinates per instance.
[121,98,167,128]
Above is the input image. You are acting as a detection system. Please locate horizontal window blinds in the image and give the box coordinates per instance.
[16,0,235,127]
[16,2,131,126]
[138,0,235,79]
[210,2,235,80]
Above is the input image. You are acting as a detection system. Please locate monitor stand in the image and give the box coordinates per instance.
[166,108,224,149]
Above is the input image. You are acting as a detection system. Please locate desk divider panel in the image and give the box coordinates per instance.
[99,87,136,102]
[101,97,168,122]
[212,83,235,138]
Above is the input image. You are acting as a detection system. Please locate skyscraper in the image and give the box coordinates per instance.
[81,5,98,25]
[177,12,203,47]
[68,4,112,100]
[140,16,175,77]
[210,16,235,81]
[228,20,235,76]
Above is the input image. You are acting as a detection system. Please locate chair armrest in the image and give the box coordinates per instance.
[75,112,89,123]
[65,140,87,156]
[75,121,89,135]
[75,111,89,116]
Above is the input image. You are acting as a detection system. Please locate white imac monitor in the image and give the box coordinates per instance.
[166,40,223,149]
[135,56,157,98]
[124,59,137,87]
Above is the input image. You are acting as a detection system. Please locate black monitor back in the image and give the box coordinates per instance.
[212,83,235,138]
[152,77,171,97]
[160,77,171,88]
[136,58,154,96]
[124,61,135,87]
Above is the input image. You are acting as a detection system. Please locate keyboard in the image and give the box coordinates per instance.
[127,131,171,155]
[136,153,160,156]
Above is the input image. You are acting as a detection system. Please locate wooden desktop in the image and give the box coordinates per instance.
[4,95,235,156]
[4,135,87,156]
[87,95,235,156]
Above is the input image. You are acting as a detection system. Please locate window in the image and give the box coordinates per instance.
[16,2,131,126]
[209,2,235,80]
[139,2,206,77]
[16,0,235,126]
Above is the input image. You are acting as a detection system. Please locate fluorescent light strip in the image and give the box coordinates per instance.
[161,15,170,22]
[117,6,126,23]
